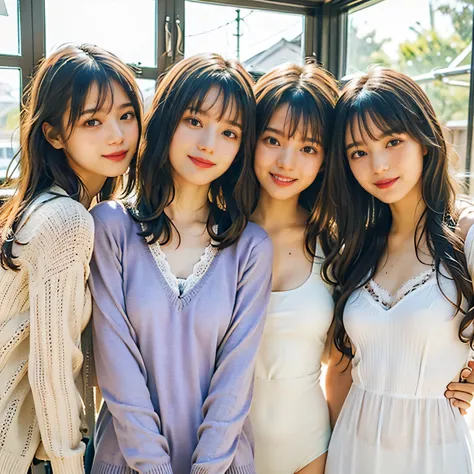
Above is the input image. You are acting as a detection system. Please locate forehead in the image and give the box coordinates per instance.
[191,85,241,122]
[83,80,129,109]
[268,103,291,125]
[267,102,318,142]
[345,114,384,145]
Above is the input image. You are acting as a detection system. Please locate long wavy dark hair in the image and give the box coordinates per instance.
[0,43,143,270]
[253,60,339,258]
[132,53,257,250]
[322,67,474,358]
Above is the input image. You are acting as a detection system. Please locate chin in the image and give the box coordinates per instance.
[180,172,216,187]
[373,190,408,205]
[270,189,300,201]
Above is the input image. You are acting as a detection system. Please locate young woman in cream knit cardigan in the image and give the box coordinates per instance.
[0,43,141,474]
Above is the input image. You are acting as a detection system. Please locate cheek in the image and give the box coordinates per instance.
[254,144,274,172]
[219,139,240,164]
[128,121,140,145]
[401,150,423,181]
[348,160,368,186]
[302,155,324,181]
[64,130,91,155]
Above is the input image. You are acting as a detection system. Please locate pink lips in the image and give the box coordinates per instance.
[103,150,128,162]
[188,155,215,169]
[270,173,297,187]
[374,177,399,189]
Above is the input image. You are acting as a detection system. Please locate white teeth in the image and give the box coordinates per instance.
[271,174,295,183]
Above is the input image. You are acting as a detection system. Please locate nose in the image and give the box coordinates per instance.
[371,151,390,174]
[276,146,296,171]
[197,128,216,154]
[108,119,125,145]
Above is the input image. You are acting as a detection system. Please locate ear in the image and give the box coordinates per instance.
[422,145,428,156]
[42,122,64,150]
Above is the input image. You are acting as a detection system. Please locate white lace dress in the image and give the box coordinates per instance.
[143,225,219,298]
[325,230,474,474]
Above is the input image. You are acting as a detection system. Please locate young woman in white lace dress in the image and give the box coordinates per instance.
[248,62,338,474]
[324,68,474,474]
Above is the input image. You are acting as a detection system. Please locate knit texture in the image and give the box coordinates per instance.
[0,189,94,474]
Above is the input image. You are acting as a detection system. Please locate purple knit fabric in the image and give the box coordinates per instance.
[88,201,273,474]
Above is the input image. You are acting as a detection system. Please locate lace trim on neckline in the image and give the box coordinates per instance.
[143,224,219,297]
[365,266,435,310]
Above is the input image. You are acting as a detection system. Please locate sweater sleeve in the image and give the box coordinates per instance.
[25,199,94,474]
[191,236,273,474]
[89,212,173,474]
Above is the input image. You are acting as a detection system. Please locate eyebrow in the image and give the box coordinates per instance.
[265,127,320,145]
[345,129,401,151]
[81,102,134,117]
[186,108,243,130]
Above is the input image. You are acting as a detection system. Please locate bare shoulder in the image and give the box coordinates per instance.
[456,202,474,241]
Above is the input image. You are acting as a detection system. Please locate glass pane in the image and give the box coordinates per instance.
[45,0,157,67]
[0,68,20,179]
[0,0,19,55]
[346,0,473,191]
[346,0,472,76]
[137,78,156,113]
[185,1,304,75]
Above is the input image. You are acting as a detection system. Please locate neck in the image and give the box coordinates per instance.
[166,176,210,224]
[252,189,306,232]
[389,182,425,236]
[80,176,107,209]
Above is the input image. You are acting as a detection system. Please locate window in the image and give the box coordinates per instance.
[185,1,305,74]
[0,0,20,55]
[45,0,158,67]
[137,78,156,112]
[0,68,20,179]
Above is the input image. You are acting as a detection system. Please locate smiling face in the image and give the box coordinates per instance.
[254,103,324,202]
[45,80,139,189]
[345,115,426,205]
[168,86,243,188]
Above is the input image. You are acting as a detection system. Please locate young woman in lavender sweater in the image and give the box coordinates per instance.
[89,54,273,474]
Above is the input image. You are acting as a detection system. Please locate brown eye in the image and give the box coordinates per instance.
[264,137,280,146]
[187,118,201,127]
[85,119,100,127]
[387,139,401,147]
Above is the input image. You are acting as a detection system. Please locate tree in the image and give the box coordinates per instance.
[397,1,472,123]
[346,22,391,74]
[438,0,474,43]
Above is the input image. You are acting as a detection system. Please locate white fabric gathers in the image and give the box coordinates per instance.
[326,227,474,474]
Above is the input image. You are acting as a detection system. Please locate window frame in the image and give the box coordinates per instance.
[175,0,319,64]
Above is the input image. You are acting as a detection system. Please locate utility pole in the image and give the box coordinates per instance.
[234,9,242,60]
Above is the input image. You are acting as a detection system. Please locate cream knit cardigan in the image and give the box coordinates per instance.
[0,187,94,474]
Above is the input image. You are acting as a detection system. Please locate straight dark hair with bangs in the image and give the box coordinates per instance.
[0,43,143,270]
[254,60,339,258]
[322,67,474,358]
[132,53,257,250]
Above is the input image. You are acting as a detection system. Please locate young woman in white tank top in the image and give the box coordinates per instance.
[249,61,338,474]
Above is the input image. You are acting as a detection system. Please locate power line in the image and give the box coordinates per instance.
[228,20,301,58]
[186,10,254,38]
[245,21,301,50]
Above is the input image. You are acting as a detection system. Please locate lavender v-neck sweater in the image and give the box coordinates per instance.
[88,201,273,474]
